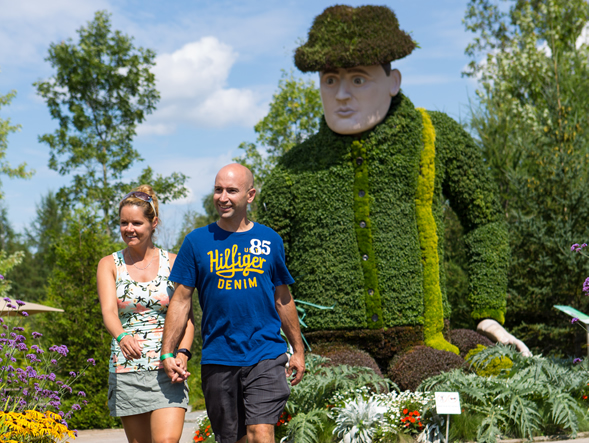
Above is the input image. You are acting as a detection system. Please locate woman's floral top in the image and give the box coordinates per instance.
[109,249,174,373]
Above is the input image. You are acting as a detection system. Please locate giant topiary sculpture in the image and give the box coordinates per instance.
[259,5,530,370]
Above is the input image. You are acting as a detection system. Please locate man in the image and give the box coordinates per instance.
[161,163,305,443]
[259,5,530,357]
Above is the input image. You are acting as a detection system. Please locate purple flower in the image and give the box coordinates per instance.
[71,404,81,411]
[6,304,15,309]
[583,277,589,294]
[50,359,57,365]
[32,332,43,339]
[77,391,86,397]
[571,317,579,324]
[573,357,583,364]
[69,371,76,377]
[0,275,3,280]
[20,312,28,317]
[2,297,9,302]
[12,327,24,331]
[582,243,588,248]
[15,300,25,306]
[87,358,95,366]
[571,244,580,251]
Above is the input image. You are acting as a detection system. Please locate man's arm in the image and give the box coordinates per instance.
[162,283,195,382]
[274,284,305,386]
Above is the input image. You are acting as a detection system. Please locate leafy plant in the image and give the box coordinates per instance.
[421,345,588,442]
[332,396,385,443]
[280,354,390,443]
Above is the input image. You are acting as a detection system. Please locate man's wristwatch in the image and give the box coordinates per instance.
[177,348,192,360]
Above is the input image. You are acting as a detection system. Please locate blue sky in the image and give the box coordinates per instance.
[0,0,479,246]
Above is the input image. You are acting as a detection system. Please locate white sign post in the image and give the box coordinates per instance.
[435,392,461,442]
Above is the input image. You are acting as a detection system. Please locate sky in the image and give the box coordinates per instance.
[0,0,480,247]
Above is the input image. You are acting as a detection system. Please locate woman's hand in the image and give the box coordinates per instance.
[174,353,190,381]
[119,334,142,360]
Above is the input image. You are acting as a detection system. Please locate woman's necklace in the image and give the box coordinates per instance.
[127,248,157,270]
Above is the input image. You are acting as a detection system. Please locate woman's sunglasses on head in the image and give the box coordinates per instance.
[121,191,157,217]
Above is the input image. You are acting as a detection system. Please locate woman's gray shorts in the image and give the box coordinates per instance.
[202,353,290,443]
[108,369,189,417]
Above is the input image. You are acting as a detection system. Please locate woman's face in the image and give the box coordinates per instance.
[119,204,157,247]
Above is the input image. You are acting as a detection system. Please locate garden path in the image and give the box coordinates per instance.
[70,409,205,443]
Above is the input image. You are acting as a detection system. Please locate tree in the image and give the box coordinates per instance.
[463,0,589,355]
[0,78,33,199]
[234,70,322,189]
[37,209,121,429]
[35,11,187,231]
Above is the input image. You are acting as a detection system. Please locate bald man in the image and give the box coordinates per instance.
[161,164,305,443]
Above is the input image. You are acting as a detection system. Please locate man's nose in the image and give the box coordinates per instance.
[335,80,351,101]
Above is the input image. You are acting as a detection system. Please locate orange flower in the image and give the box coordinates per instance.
[409,417,416,423]
[403,408,408,414]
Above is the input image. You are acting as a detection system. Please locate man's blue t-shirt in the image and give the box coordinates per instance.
[169,222,295,366]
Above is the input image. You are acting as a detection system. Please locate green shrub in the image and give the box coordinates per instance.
[465,344,513,377]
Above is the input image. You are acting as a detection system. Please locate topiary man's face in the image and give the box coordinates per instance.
[319,64,401,135]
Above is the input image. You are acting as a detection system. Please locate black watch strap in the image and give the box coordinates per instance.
[177,348,192,360]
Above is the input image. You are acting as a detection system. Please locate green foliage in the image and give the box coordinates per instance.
[0,76,34,199]
[34,11,187,228]
[421,345,589,442]
[465,344,513,376]
[38,209,121,429]
[463,0,589,345]
[294,5,416,72]
[260,93,509,332]
[173,194,217,253]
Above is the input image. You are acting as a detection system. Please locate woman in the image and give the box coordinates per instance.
[97,185,194,443]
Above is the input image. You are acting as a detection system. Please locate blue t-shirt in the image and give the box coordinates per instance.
[169,222,295,366]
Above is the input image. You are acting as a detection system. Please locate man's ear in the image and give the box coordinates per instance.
[390,69,401,97]
[247,188,257,203]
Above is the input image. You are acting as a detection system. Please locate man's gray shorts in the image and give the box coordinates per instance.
[202,353,290,443]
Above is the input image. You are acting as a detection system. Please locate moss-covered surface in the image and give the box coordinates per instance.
[416,108,458,354]
[260,92,509,343]
[294,5,416,72]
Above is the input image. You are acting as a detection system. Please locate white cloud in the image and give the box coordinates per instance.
[139,37,268,134]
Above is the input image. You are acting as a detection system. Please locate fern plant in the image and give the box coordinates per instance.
[420,345,588,442]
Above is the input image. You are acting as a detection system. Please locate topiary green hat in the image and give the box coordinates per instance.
[294,5,416,72]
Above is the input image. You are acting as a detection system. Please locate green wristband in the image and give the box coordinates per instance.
[160,353,175,361]
[116,332,130,343]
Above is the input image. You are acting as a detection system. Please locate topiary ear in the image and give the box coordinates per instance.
[390,69,402,97]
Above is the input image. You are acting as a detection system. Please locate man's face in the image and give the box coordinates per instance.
[320,65,401,135]
[213,167,255,223]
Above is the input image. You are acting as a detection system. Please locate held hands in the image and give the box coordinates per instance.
[477,319,533,357]
[119,334,142,360]
[163,354,190,383]
[286,351,305,386]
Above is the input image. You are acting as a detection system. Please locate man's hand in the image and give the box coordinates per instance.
[119,335,142,360]
[287,351,305,386]
[163,356,189,383]
[477,319,532,357]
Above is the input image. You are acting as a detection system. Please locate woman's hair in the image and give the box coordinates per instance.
[118,185,160,226]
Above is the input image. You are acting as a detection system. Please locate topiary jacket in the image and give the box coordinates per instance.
[259,93,509,353]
